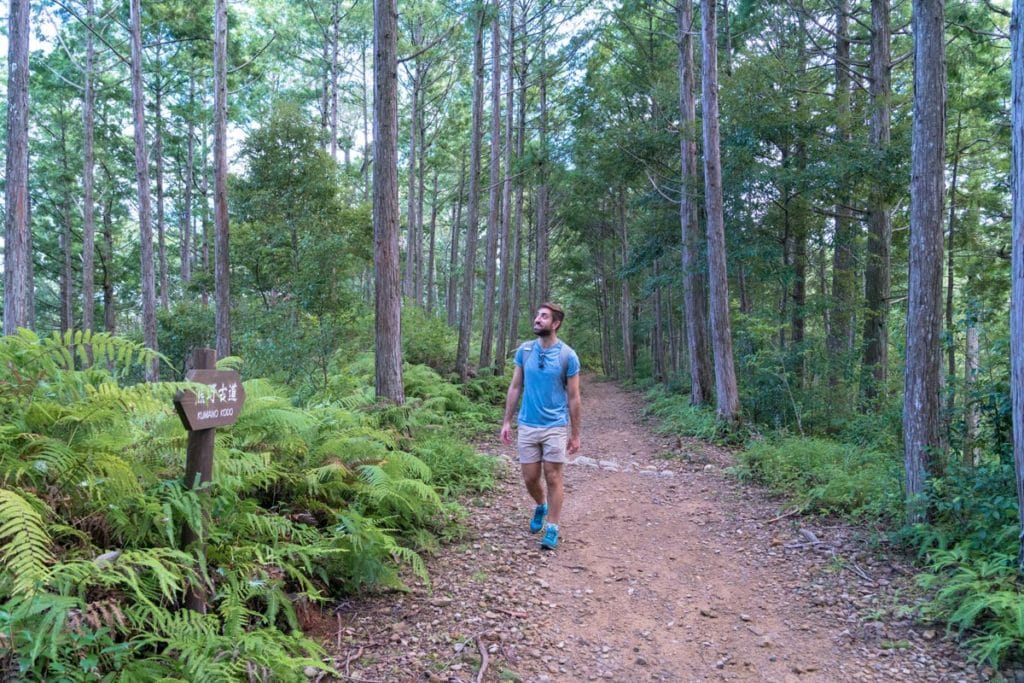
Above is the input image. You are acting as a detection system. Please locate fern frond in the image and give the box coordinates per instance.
[0,489,54,593]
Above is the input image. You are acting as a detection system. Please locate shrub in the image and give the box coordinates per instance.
[734,437,902,521]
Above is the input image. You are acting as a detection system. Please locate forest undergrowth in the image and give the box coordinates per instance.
[0,328,507,681]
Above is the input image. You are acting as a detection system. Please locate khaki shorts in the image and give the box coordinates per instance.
[517,424,568,464]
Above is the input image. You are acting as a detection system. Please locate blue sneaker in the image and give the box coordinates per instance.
[530,503,548,533]
[540,523,559,550]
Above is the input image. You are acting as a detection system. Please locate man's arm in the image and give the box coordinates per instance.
[566,373,581,455]
[500,365,524,445]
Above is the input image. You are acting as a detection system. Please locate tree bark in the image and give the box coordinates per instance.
[496,5,516,372]
[130,0,160,379]
[4,0,31,335]
[213,0,232,358]
[479,13,503,371]
[534,3,550,308]
[904,0,946,523]
[456,6,486,382]
[154,55,169,310]
[101,195,116,333]
[964,312,980,465]
[1009,0,1024,570]
[678,0,713,405]
[701,0,741,423]
[373,0,405,401]
[82,0,97,333]
[618,190,634,379]
[829,0,856,386]
[427,169,439,314]
[863,0,893,403]
[447,160,466,327]
[182,76,195,286]
[404,60,419,300]
[945,115,963,444]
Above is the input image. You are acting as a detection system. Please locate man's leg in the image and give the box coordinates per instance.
[543,462,564,525]
[521,462,545,505]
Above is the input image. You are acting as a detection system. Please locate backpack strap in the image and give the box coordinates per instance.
[558,343,571,388]
[518,341,572,388]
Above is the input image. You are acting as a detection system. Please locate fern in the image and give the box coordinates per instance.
[0,489,54,594]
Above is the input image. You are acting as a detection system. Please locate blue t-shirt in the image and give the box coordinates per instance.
[514,340,581,428]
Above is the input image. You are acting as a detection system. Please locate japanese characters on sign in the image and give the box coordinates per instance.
[173,369,246,430]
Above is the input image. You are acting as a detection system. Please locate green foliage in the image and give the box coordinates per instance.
[733,437,903,521]
[917,547,1024,666]
[644,387,722,442]
[0,331,496,678]
[402,305,458,371]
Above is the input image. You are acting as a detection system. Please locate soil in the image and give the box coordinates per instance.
[309,375,994,682]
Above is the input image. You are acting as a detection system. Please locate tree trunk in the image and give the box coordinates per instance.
[82,0,97,333]
[456,6,486,382]
[182,76,195,286]
[373,0,405,401]
[863,0,893,404]
[945,114,963,443]
[618,190,634,379]
[3,0,31,335]
[155,58,169,310]
[130,0,159,379]
[904,0,946,523]
[508,23,528,352]
[213,0,232,358]
[701,0,740,424]
[496,6,516,372]
[652,261,666,383]
[534,4,550,308]
[1009,0,1024,571]
[829,0,856,386]
[447,159,466,327]
[61,199,74,335]
[330,0,340,160]
[426,169,439,313]
[678,0,713,405]
[404,65,419,300]
[415,119,427,306]
[479,14,503,371]
[201,147,211,307]
[964,313,980,465]
[101,196,116,333]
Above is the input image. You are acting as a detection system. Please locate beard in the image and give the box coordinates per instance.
[533,325,552,337]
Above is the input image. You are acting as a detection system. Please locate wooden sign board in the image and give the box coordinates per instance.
[173,369,246,430]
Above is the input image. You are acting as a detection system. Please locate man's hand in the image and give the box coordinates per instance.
[500,421,514,446]
[567,433,581,455]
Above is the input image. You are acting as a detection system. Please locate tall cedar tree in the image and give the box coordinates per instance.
[480,9,502,371]
[214,0,232,357]
[700,0,740,423]
[863,0,893,402]
[373,0,405,402]
[456,5,486,382]
[4,0,31,335]
[81,0,97,334]
[129,0,160,380]
[1009,0,1024,569]
[904,0,946,522]
[677,0,713,405]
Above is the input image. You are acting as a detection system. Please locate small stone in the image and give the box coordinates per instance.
[699,607,718,618]
[740,613,751,622]
[303,666,319,678]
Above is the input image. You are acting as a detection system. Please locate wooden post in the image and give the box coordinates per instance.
[181,347,215,612]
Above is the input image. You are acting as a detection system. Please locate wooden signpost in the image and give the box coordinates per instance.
[172,347,245,612]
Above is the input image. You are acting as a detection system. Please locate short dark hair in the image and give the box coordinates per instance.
[540,302,564,327]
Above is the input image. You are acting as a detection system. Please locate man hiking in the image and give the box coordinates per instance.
[500,302,582,550]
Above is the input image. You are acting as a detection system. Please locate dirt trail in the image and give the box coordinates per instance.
[317,376,990,682]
